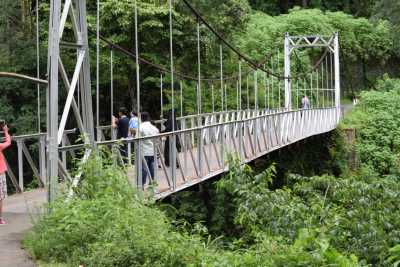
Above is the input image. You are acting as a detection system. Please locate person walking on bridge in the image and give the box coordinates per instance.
[112,107,130,163]
[139,112,159,187]
[163,109,181,168]
[0,123,11,225]
[301,95,310,109]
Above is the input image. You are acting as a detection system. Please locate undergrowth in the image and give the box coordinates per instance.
[23,150,361,267]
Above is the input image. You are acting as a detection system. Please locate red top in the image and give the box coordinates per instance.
[0,131,11,174]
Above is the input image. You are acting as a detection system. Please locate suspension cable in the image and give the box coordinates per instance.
[96,0,100,139]
[36,0,40,133]
[169,0,175,132]
[197,20,201,114]
[89,28,275,82]
[181,0,291,79]
[160,73,163,118]
[220,45,224,111]
[110,49,114,124]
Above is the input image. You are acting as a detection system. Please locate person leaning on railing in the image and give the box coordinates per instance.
[0,123,11,225]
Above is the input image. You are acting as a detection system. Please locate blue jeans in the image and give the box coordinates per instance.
[142,156,155,186]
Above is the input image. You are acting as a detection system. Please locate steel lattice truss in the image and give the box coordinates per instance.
[287,35,336,53]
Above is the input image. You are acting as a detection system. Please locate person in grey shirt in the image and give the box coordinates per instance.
[301,95,310,109]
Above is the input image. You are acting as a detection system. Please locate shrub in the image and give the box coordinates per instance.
[343,77,400,175]
[24,153,361,267]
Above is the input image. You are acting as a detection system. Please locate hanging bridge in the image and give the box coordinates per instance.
[1,0,341,204]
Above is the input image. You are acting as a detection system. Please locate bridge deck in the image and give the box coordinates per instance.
[145,108,337,198]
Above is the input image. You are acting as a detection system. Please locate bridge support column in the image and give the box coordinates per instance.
[284,33,291,110]
[47,0,61,202]
[334,33,341,122]
[47,0,94,202]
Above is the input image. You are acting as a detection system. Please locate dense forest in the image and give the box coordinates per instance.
[1,0,400,134]
[2,0,400,266]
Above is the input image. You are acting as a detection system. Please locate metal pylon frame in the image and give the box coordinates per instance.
[47,0,94,202]
[284,33,340,114]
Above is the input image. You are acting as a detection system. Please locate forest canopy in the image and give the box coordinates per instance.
[0,0,399,135]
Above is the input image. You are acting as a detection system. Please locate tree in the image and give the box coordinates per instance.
[373,0,400,56]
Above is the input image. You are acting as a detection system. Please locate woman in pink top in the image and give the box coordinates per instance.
[0,125,11,225]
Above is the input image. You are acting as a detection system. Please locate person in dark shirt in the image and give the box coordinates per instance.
[163,109,181,167]
[112,107,130,162]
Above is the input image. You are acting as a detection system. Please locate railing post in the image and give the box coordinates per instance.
[61,134,67,169]
[220,123,225,169]
[169,133,177,190]
[239,112,244,163]
[197,126,203,177]
[135,139,142,189]
[17,140,24,192]
[182,120,187,172]
[127,141,132,166]
[39,135,47,185]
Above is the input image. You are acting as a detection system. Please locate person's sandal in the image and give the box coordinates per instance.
[0,218,6,225]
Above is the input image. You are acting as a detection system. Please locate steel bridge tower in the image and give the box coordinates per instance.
[47,0,94,202]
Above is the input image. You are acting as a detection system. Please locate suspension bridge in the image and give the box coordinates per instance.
[1,0,341,206]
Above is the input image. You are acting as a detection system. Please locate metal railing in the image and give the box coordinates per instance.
[96,107,339,198]
[4,107,339,197]
[5,129,77,193]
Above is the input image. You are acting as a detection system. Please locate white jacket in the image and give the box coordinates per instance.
[139,121,159,156]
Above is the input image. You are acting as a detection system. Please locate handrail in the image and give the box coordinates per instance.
[11,128,77,141]
[59,107,337,151]
[0,72,48,85]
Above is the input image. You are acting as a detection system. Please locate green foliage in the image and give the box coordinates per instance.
[235,8,393,63]
[343,76,400,175]
[373,0,400,57]
[24,152,360,267]
[233,8,394,97]
[0,0,397,132]
[293,174,400,265]
[387,245,400,267]
[213,157,400,266]
[249,0,376,17]
[24,152,208,267]
[0,0,46,134]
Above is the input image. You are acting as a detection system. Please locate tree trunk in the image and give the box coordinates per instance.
[302,0,308,8]
[278,0,290,13]
[344,0,351,14]
[21,0,26,25]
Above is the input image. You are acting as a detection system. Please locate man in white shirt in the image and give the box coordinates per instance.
[138,112,159,186]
